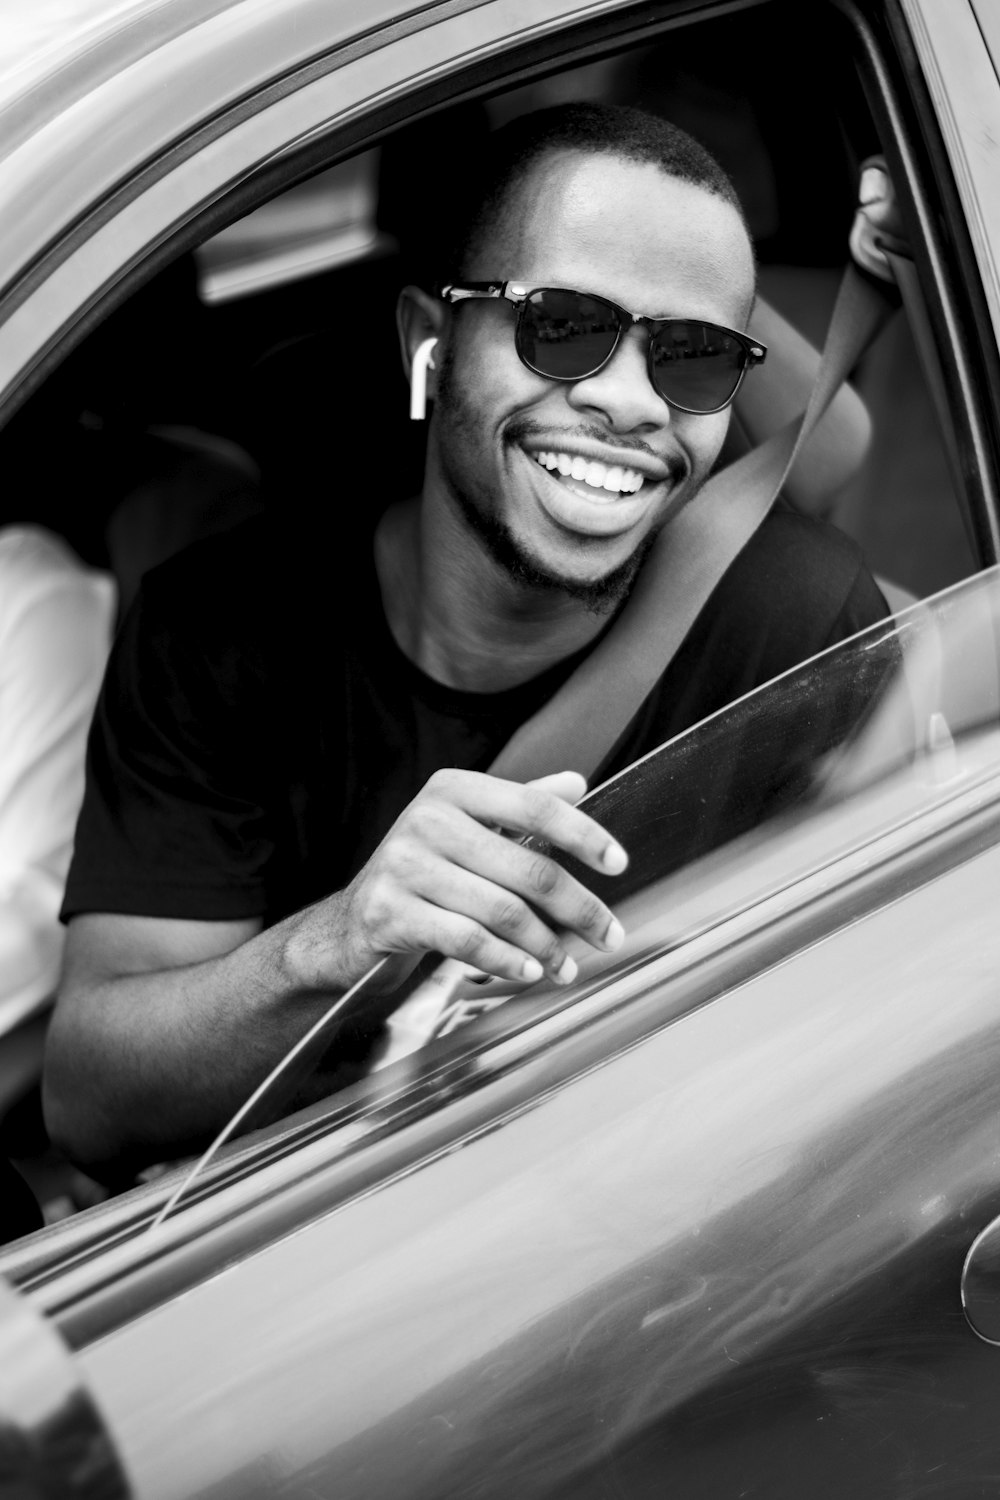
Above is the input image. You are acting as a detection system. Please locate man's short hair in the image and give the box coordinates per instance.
[437,101,750,285]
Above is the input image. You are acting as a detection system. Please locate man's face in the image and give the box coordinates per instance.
[426,150,757,606]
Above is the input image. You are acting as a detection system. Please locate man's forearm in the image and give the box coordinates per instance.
[47,768,628,1181]
[44,909,354,1181]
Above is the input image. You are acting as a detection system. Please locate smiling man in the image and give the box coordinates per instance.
[412,149,755,616]
[46,104,888,1176]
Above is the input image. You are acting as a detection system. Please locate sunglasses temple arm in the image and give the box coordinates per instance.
[439,283,508,304]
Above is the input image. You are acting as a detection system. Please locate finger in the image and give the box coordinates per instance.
[412,857,620,980]
[351,870,549,985]
[859,162,889,207]
[431,824,623,956]
[431,869,576,982]
[426,769,627,876]
[416,903,554,985]
[526,770,588,804]
[486,781,628,876]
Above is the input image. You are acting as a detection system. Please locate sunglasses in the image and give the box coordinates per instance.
[440,282,767,415]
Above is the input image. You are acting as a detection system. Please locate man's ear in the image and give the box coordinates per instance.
[397,286,448,419]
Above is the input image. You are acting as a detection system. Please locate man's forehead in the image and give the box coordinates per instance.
[474,148,756,320]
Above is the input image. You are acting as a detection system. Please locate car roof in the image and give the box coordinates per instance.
[0,0,454,171]
[0,0,462,322]
[0,0,238,116]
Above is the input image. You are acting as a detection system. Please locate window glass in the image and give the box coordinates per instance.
[387,569,1000,1058]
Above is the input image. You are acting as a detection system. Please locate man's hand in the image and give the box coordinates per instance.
[281,768,628,994]
[849,155,910,284]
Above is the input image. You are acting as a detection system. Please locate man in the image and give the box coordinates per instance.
[45,104,888,1178]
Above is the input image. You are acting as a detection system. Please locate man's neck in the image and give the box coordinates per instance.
[374,497,613,693]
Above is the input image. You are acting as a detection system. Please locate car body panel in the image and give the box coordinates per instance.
[73,835,1000,1499]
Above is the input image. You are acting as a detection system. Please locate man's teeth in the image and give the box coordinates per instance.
[534,450,646,495]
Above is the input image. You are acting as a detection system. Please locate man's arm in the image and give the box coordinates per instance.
[45,768,627,1180]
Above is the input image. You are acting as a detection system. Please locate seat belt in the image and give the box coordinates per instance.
[489,261,898,787]
[884,247,966,522]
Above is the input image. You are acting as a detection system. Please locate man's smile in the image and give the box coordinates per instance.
[512,436,685,537]
[533,450,646,498]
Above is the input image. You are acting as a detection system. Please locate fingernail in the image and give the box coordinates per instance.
[603,917,624,951]
[522,957,543,982]
[555,955,577,985]
[602,842,628,874]
[859,166,885,205]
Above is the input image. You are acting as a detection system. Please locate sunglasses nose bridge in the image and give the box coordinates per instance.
[569,315,679,429]
[617,314,687,414]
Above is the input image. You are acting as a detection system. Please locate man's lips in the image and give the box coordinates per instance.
[533,449,647,497]
[517,435,682,495]
[514,442,680,536]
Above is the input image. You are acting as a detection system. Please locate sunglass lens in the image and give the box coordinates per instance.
[650,322,747,413]
[518,289,621,380]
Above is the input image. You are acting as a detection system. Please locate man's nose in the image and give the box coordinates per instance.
[564,323,668,433]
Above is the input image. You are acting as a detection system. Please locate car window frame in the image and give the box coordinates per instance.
[845,0,1000,566]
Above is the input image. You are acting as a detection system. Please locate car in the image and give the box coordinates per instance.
[1,0,1000,1496]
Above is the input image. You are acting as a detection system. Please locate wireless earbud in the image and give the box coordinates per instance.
[409,337,438,421]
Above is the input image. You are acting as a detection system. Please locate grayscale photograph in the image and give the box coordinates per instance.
[1,0,999,1496]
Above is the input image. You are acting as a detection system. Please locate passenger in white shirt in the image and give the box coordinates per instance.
[0,526,115,1041]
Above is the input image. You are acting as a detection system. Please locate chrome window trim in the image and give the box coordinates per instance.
[901,0,1000,360]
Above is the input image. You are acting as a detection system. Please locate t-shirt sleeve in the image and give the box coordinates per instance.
[62,565,274,923]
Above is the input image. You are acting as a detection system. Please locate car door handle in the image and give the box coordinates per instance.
[962,1214,1000,1342]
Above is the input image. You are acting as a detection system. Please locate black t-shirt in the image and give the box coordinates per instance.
[62,508,888,927]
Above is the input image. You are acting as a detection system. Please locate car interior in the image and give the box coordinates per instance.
[0,0,996,1245]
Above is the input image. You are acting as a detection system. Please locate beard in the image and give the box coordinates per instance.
[433,348,679,615]
[447,490,657,613]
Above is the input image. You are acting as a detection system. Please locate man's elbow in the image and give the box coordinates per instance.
[42,990,132,1185]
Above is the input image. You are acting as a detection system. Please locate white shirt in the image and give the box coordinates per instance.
[0,527,115,1034]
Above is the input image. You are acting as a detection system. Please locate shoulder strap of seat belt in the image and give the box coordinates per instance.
[488,262,897,786]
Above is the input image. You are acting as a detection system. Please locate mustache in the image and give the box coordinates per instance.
[504,418,687,485]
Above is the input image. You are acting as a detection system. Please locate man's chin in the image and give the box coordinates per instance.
[460,499,653,614]
[528,546,651,614]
